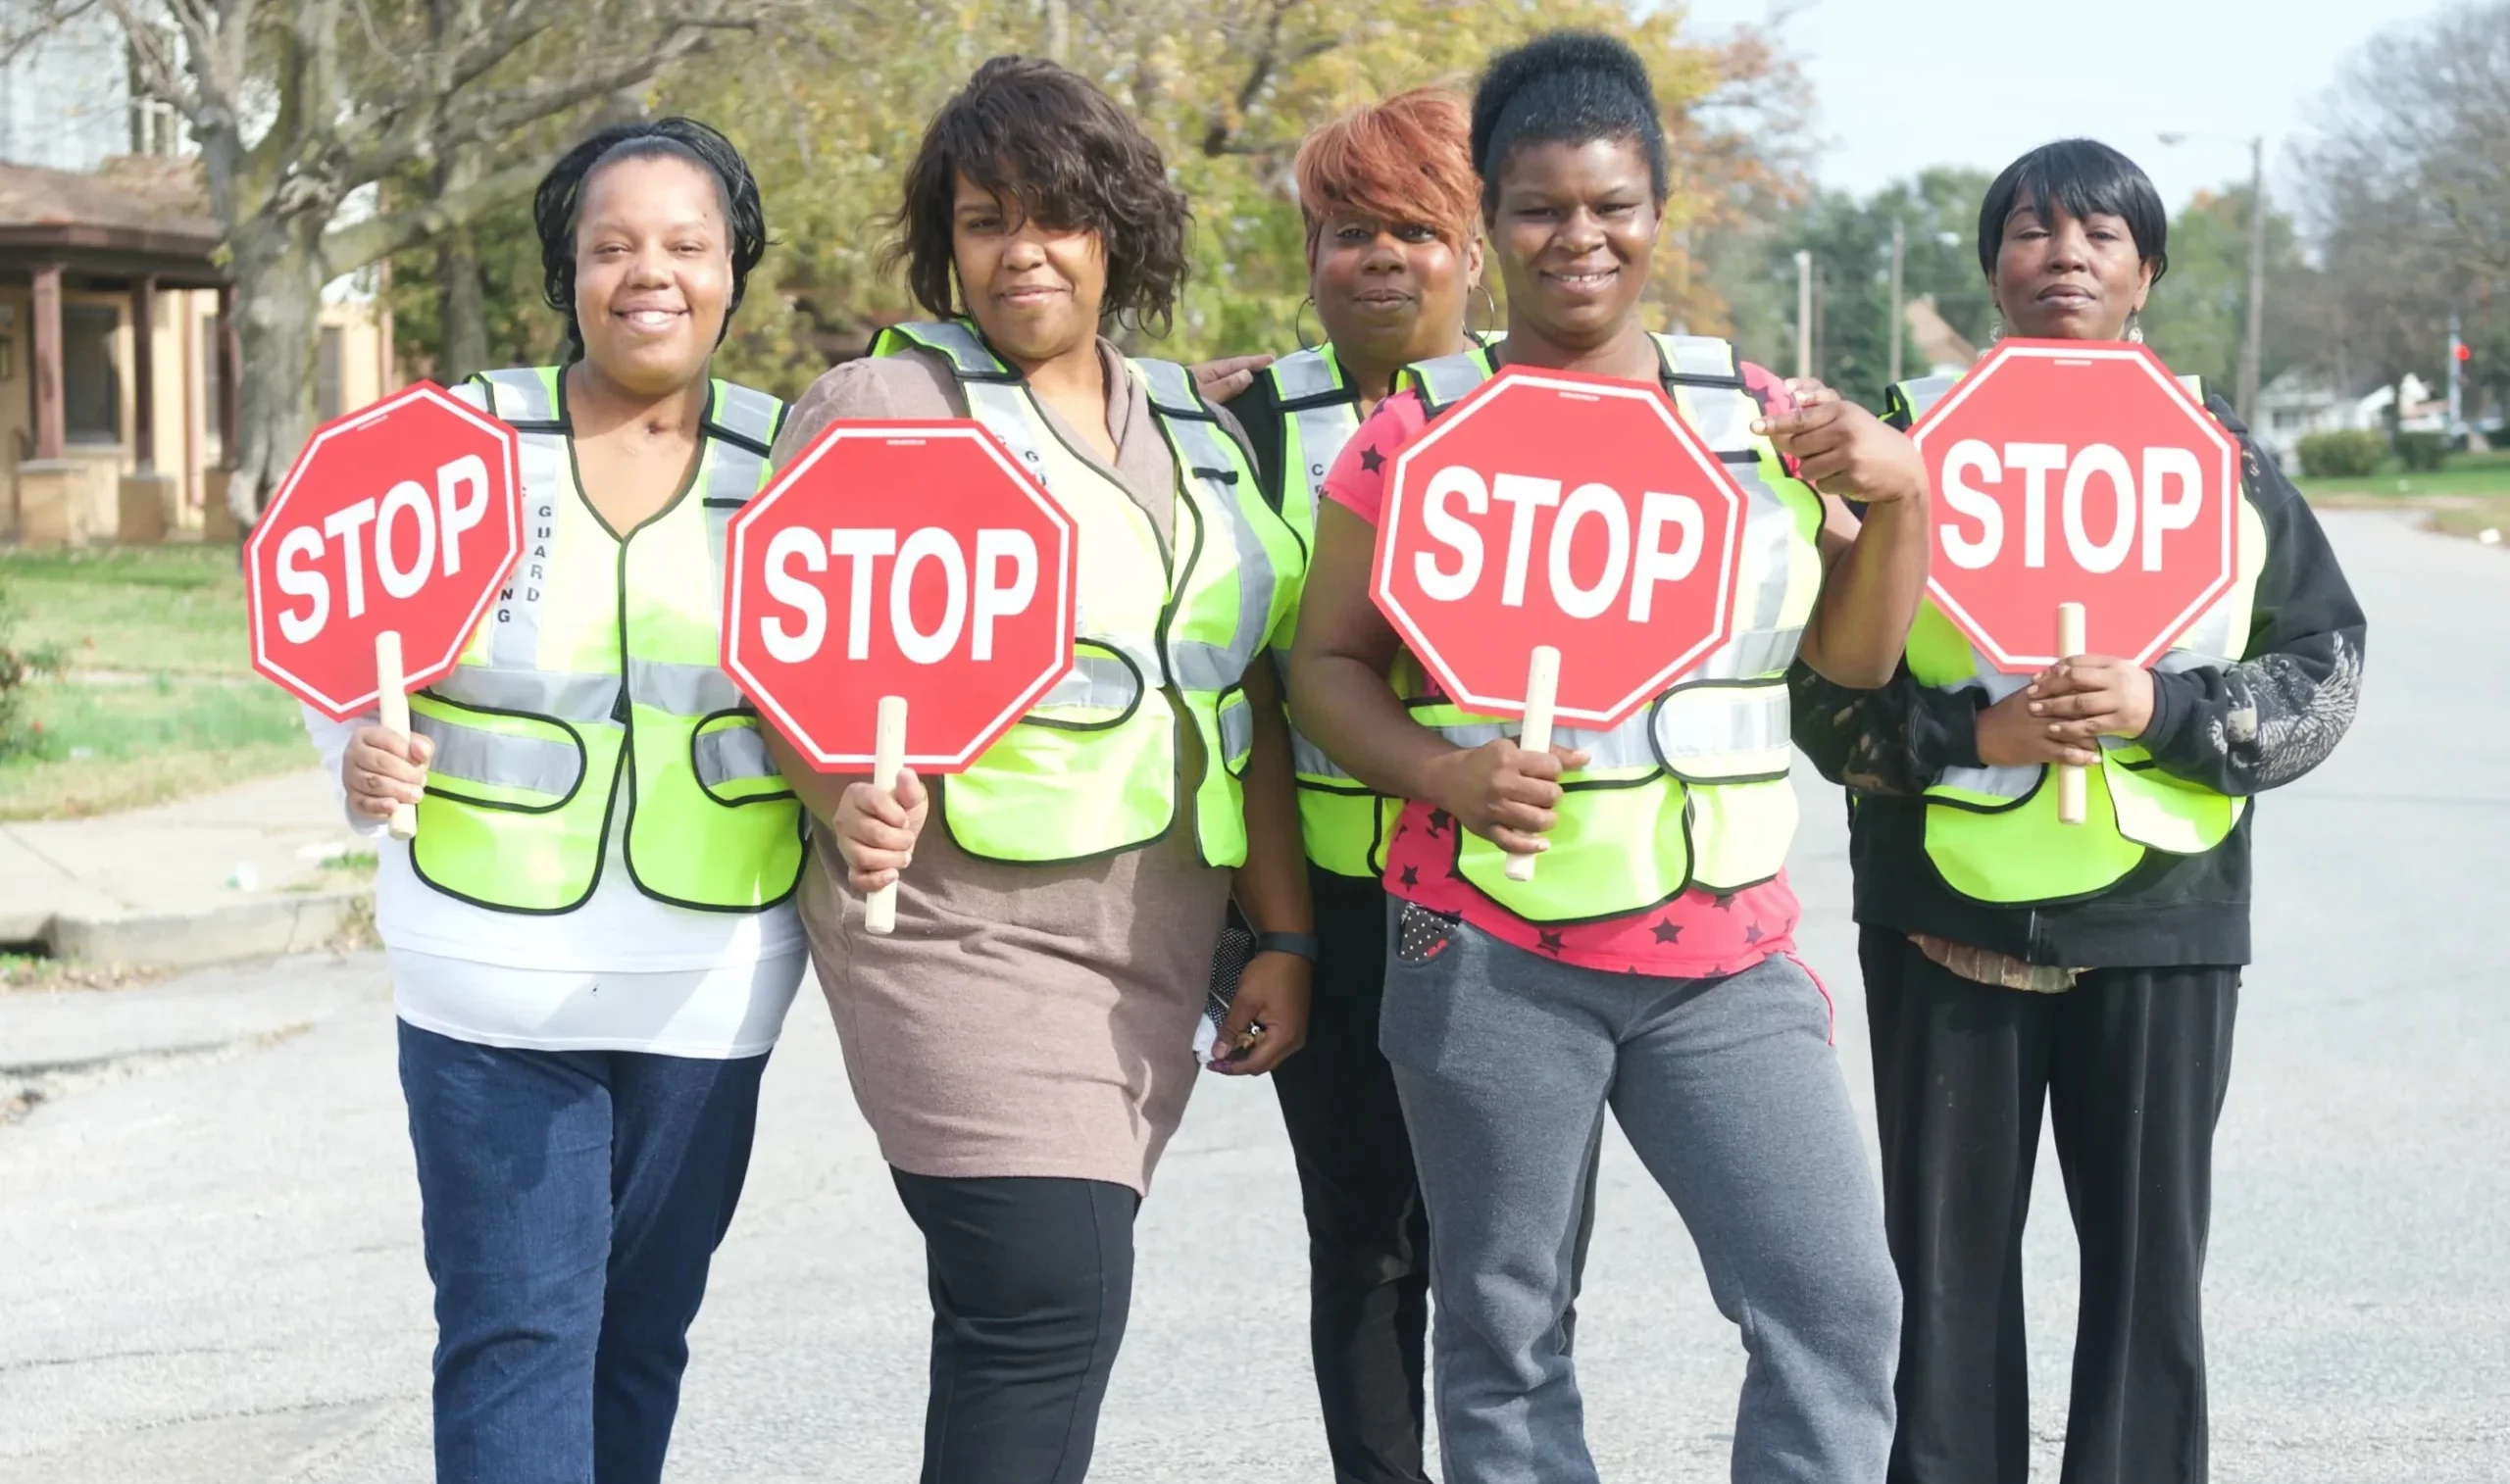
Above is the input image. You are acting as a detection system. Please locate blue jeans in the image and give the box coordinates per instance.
[397,1020,770,1484]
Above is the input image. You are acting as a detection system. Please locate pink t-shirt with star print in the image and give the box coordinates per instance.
[1321,380,1801,979]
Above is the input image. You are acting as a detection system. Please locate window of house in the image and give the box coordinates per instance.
[62,304,121,445]
[317,325,344,420]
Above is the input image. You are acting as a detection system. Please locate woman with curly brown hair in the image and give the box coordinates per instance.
[762,56,1312,1483]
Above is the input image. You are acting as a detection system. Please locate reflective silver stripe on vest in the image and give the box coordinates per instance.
[1417,685,1790,773]
[1936,761,2041,801]
[702,380,781,572]
[627,657,743,717]
[410,712,581,796]
[1659,334,1739,380]
[476,369,563,671]
[1653,685,1792,767]
[882,323,1168,688]
[1406,350,1495,412]
[1136,356,1278,693]
[1291,733,1359,781]
[1894,375,1958,422]
[693,724,779,788]
[1670,365,1806,680]
[431,666,621,724]
[1218,693,1256,767]
[1270,347,1358,519]
[1038,651,1143,712]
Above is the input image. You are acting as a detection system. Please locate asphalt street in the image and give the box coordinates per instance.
[1,509,2503,1482]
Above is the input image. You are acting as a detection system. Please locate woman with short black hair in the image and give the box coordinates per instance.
[311,116,807,1483]
[1291,30,1922,1484]
[765,56,1311,1484]
[1790,137,2367,1484]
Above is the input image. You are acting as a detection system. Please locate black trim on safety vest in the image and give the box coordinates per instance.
[701,420,774,461]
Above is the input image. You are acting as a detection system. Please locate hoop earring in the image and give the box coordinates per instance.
[1294,295,1319,352]
[1988,314,2005,343]
[1470,282,1499,341]
[2126,312,2146,345]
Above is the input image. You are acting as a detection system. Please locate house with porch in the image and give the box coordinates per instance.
[1,5,389,545]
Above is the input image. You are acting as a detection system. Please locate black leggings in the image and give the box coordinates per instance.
[891,1170,1140,1484]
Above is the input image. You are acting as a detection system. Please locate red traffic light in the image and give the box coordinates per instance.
[2456,341,2474,362]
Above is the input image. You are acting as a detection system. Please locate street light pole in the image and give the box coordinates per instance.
[2238,133,2267,427]
[1794,249,1813,379]
[1888,220,1906,385]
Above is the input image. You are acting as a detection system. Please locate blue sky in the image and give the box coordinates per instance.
[1680,0,2462,214]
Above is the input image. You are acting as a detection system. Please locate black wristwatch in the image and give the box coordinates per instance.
[1252,931,1320,965]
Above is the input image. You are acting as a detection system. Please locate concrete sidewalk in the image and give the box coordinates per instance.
[0,769,372,966]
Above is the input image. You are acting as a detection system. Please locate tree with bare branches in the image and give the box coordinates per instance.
[19,0,773,523]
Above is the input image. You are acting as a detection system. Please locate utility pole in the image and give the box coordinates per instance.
[2449,311,2465,442]
[1888,220,1907,385]
[1794,249,1812,379]
[2238,133,2267,427]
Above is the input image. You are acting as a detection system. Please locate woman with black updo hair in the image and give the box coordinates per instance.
[1291,31,1917,1484]
[308,117,807,1483]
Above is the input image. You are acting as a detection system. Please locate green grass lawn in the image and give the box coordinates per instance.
[0,545,313,820]
[2294,448,2510,501]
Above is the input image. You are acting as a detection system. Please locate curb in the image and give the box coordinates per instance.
[33,890,372,969]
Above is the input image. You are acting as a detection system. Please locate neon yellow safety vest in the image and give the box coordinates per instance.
[1260,343,1421,878]
[875,322,1306,867]
[1885,373,2268,906]
[405,366,806,914]
[1396,335,1827,924]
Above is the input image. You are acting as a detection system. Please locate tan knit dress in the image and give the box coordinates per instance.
[774,342,1233,1196]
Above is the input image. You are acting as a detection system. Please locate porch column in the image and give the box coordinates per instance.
[31,262,64,460]
[131,274,159,471]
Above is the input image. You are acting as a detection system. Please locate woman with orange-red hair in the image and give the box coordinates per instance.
[1220,88,1590,1484]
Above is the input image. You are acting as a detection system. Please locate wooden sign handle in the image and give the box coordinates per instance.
[865,694,908,935]
[2055,602,2087,827]
[375,630,419,842]
[1504,645,1563,883]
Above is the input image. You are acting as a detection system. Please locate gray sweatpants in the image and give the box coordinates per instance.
[1379,908,1900,1484]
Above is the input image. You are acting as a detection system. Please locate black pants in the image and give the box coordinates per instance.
[1270,867,1599,1484]
[1861,926,2238,1484]
[891,1170,1139,1484]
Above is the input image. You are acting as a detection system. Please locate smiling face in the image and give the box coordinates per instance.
[1308,213,1481,381]
[1487,137,1660,353]
[571,154,731,396]
[951,172,1107,368]
[1992,200,2153,341]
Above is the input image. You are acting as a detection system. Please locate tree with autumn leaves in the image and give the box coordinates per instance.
[390,0,1810,401]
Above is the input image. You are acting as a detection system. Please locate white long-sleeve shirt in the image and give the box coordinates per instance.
[305,707,807,1058]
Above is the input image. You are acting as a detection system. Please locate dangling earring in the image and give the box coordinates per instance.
[1294,295,1319,352]
[1988,314,2005,343]
[1470,282,1500,342]
[2126,311,2146,345]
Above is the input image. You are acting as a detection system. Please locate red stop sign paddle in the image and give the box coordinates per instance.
[247,382,524,841]
[722,420,1076,932]
[1911,339,2240,822]
[1372,367,1749,880]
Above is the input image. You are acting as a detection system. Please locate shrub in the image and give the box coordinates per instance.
[2297,429,2384,479]
[2393,430,2448,472]
[0,579,65,760]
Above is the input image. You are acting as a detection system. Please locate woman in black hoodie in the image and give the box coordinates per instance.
[1790,138,2366,1484]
